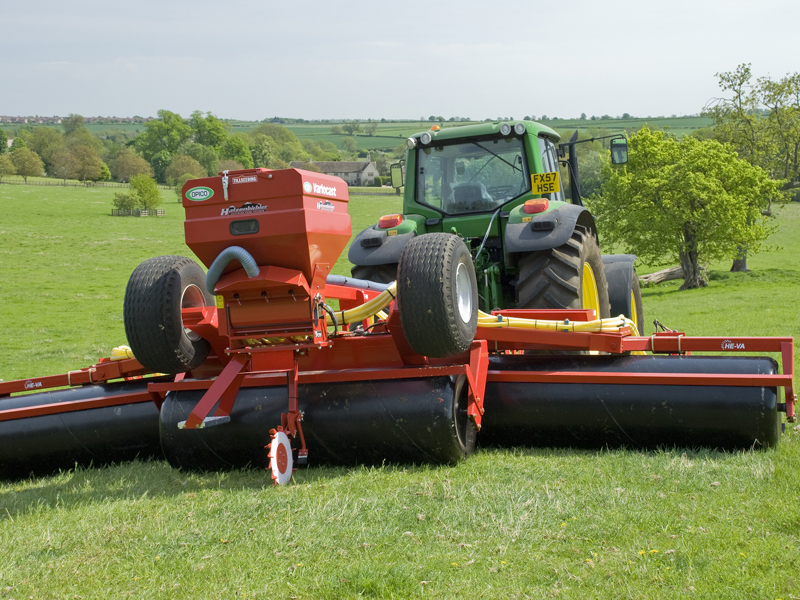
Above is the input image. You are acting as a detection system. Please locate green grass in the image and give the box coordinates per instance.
[1,185,798,599]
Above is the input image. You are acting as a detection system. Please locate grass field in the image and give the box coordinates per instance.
[1,184,798,599]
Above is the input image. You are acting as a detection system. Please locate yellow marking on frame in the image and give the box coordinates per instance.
[216,295,225,309]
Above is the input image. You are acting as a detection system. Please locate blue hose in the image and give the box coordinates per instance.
[205,246,260,294]
[325,274,392,291]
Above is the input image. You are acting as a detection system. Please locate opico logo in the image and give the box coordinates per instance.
[721,339,745,350]
[303,181,313,193]
[186,186,214,201]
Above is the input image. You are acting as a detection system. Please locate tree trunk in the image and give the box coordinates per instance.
[679,226,707,290]
[639,266,684,285]
[730,245,749,272]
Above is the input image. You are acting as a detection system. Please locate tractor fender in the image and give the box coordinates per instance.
[504,203,596,255]
[348,225,417,266]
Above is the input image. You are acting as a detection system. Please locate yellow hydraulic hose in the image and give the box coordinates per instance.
[325,282,398,327]
[110,345,135,360]
[477,310,641,337]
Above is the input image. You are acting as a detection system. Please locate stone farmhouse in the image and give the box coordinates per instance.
[289,160,379,186]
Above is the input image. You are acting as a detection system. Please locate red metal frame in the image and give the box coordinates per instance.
[3,306,794,427]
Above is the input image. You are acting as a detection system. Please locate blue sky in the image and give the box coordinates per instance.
[2,0,798,120]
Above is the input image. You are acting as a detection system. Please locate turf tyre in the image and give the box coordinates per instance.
[124,255,213,374]
[516,226,610,318]
[397,233,478,358]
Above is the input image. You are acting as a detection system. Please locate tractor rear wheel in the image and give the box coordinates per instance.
[351,263,398,284]
[516,226,610,318]
[603,255,645,335]
[124,256,213,374]
[397,233,478,358]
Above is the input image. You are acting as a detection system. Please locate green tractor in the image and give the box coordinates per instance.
[349,120,644,334]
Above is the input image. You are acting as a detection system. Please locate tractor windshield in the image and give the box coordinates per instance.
[415,136,530,215]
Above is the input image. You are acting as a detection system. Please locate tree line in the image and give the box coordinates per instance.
[0,110,399,190]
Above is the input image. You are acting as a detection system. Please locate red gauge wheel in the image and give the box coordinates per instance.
[268,428,293,485]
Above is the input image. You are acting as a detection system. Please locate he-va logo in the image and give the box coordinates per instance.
[721,339,745,350]
[186,186,214,201]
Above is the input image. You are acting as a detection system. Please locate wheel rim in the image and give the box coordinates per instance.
[581,263,600,317]
[181,284,206,341]
[630,290,639,333]
[455,261,473,324]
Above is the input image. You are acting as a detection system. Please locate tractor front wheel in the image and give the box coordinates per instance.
[123,256,214,374]
[516,226,610,319]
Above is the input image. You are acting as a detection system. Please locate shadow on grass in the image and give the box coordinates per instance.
[0,441,780,521]
[0,456,470,519]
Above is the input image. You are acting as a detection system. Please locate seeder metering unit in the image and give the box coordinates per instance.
[0,168,796,483]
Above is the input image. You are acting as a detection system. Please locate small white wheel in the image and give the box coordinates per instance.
[268,428,293,485]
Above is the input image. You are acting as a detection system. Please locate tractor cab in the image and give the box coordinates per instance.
[414,134,531,215]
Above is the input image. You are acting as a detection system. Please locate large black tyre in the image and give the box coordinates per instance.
[516,226,610,318]
[124,256,214,374]
[351,263,398,284]
[397,233,478,358]
[603,255,645,335]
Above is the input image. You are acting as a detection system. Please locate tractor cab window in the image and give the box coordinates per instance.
[416,136,530,215]
[537,137,565,203]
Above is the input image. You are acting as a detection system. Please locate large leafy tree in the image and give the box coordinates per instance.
[250,135,275,168]
[10,146,44,183]
[221,135,254,169]
[707,63,800,194]
[135,110,192,161]
[705,64,800,270]
[590,127,780,289]
[0,128,8,154]
[111,149,152,182]
[0,154,16,181]
[130,174,162,210]
[62,114,86,135]
[179,142,219,176]
[49,147,78,183]
[189,111,228,148]
[70,145,105,184]
[164,155,206,185]
[249,123,307,163]
[26,127,64,172]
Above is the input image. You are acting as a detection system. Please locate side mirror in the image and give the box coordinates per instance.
[390,162,405,188]
[610,138,628,165]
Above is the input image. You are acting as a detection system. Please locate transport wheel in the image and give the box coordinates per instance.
[268,427,294,485]
[351,263,398,284]
[603,255,646,335]
[397,233,478,358]
[124,255,213,374]
[516,225,610,319]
